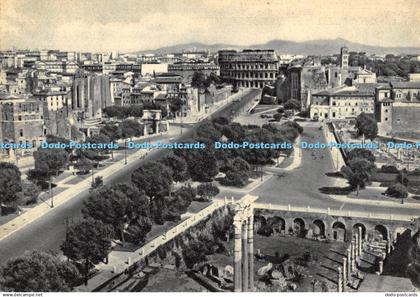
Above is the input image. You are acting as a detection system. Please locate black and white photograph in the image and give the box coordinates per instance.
[0,0,419,294]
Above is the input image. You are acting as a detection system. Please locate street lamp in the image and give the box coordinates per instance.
[91,165,95,186]
[124,138,128,165]
[49,176,54,208]
[180,105,184,135]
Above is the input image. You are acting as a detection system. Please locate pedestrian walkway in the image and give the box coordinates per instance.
[172,89,253,124]
[265,136,303,173]
[0,133,170,241]
[75,195,256,292]
[329,193,420,210]
[0,88,252,241]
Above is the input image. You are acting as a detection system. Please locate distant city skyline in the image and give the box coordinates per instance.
[1,0,420,52]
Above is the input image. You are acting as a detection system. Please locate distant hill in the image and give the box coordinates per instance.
[131,42,241,55]
[131,38,420,55]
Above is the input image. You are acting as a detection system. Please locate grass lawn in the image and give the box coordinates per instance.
[142,269,206,292]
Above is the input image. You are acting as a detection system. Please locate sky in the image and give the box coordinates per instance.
[1,0,420,52]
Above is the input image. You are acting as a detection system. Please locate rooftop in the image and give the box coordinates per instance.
[391,81,420,89]
[313,84,381,98]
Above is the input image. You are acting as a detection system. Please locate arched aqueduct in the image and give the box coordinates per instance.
[254,208,415,243]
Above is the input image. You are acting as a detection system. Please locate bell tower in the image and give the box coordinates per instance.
[340,47,349,70]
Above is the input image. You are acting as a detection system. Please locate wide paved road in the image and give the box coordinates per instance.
[250,124,420,216]
[0,89,261,264]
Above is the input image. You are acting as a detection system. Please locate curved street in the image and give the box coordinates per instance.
[0,89,261,264]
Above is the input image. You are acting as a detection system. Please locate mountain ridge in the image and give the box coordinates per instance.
[130,38,420,55]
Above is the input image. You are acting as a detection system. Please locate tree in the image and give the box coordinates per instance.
[284,99,301,111]
[91,176,103,189]
[207,72,222,86]
[220,157,250,187]
[341,158,376,196]
[61,219,113,285]
[191,71,210,89]
[0,162,22,207]
[82,183,149,244]
[221,122,245,142]
[347,148,376,162]
[103,106,128,119]
[397,169,409,187]
[125,216,153,245]
[85,134,112,161]
[131,161,173,200]
[100,123,122,141]
[169,97,185,115]
[21,181,41,205]
[212,116,230,126]
[407,233,420,288]
[0,250,80,292]
[120,119,143,138]
[182,240,207,269]
[128,105,144,118]
[220,170,248,187]
[73,157,93,174]
[186,147,219,182]
[385,183,408,203]
[273,113,282,121]
[29,148,68,187]
[159,154,189,182]
[355,112,378,140]
[170,184,196,213]
[197,183,220,201]
[194,121,222,141]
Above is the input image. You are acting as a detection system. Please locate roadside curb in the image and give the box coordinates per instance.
[329,194,420,209]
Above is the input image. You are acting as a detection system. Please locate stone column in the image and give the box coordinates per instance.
[342,257,347,291]
[387,230,392,254]
[248,213,254,291]
[242,220,248,292]
[358,227,363,255]
[347,247,351,278]
[387,238,391,254]
[337,267,343,292]
[352,239,357,271]
[233,215,242,292]
[378,260,384,275]
[350,241,355,272]
[355,233,360,258]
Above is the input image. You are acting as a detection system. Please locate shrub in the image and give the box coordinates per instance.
[197,183,220,201]
[379,165,400,174]
[273,113,282,121]
[385,183,408,198]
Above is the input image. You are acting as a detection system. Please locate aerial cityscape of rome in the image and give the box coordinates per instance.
[0,0,419,294]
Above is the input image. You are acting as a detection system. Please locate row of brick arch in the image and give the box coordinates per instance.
[256,215,412,242]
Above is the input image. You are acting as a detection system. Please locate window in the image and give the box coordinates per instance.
[19,129,23,137]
